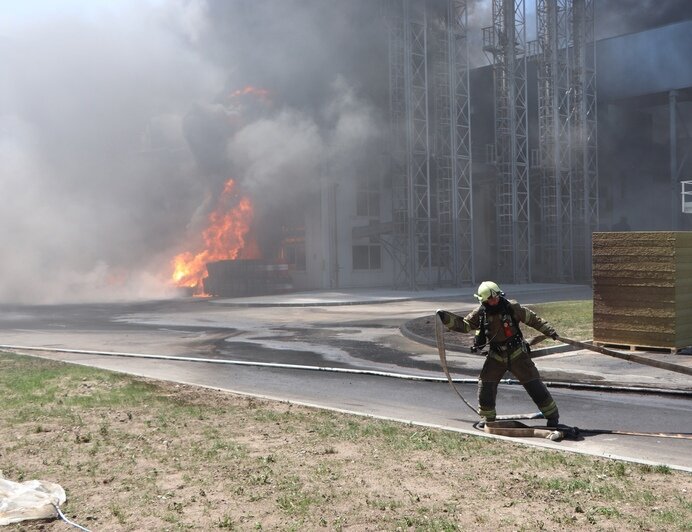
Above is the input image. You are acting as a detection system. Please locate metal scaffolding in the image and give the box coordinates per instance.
[535,0,597,281]
[572,0,598,279]
[536,0,572,281]
[384,0,472,289]
[483,0,530,283]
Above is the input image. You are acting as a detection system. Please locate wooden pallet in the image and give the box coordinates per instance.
[592,342,682,355]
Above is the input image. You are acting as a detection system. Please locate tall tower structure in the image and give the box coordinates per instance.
[483,0,530,283]
[535,0,597,281]
[384,0,473,289]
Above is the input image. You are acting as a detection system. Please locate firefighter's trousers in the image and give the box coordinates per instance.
[477,346,559,422]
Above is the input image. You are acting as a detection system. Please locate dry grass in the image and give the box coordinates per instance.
[1,351,690,531]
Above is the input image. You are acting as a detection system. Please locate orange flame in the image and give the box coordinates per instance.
[171,179,259,292]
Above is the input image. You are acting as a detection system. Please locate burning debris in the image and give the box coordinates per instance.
[169,85,290,298]
[171,178,259,294]
[168,171,294,299]
[203,259,292,297]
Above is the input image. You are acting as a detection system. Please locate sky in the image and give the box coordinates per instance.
[2,0,691,304]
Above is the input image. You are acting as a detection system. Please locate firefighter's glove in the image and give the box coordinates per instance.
[543,326,558,340]
[436,309,454,328]
[471,333,482,353]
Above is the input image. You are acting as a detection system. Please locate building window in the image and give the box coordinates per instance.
[352,243,381,270]
[356,177,380,218]
[283,238,306,271]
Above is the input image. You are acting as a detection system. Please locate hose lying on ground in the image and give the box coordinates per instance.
[477,420,565,441]
[476,421,692,441]
[557,336,692,377]
[2,343,685,396]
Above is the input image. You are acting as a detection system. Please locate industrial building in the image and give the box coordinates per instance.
[205,1,692,296]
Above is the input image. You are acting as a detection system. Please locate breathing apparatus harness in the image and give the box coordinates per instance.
[475,296,526,358]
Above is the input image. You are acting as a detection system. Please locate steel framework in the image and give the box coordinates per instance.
[535,0,597,281]
[384,0,472,289]
[536,0,572,280]
[483,0,530,282]
[572,0,598,279]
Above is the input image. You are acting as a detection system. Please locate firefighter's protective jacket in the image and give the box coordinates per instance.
[445,297,555,352]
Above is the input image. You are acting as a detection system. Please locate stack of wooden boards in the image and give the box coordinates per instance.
[592,231,692,353]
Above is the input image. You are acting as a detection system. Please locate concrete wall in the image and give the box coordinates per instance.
[298,176,392,291]
[597,20,692,101]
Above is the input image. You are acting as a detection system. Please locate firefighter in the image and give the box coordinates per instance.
[437,281,561,427]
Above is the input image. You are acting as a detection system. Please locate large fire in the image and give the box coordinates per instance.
[171,179,259,293]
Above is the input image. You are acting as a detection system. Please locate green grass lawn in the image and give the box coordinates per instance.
[524,299,593,341]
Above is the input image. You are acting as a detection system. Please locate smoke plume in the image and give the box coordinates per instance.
[0,0,385,304]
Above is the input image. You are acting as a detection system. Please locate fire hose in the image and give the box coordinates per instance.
[435,314,692,441]
[555,336,692,377]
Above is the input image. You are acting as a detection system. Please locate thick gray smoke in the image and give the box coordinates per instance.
[595,0,692,39]
[3,1,690,305]
[0,0,384,304]
[0,2,222,303]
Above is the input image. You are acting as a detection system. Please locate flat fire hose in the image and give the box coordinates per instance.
[435,313,542,421]
[480,420,564,441]
[557,336,692,377]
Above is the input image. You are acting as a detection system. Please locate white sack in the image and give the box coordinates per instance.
[0,477,66,526]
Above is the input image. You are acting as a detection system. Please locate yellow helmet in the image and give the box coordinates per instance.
[474,281,503,303]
